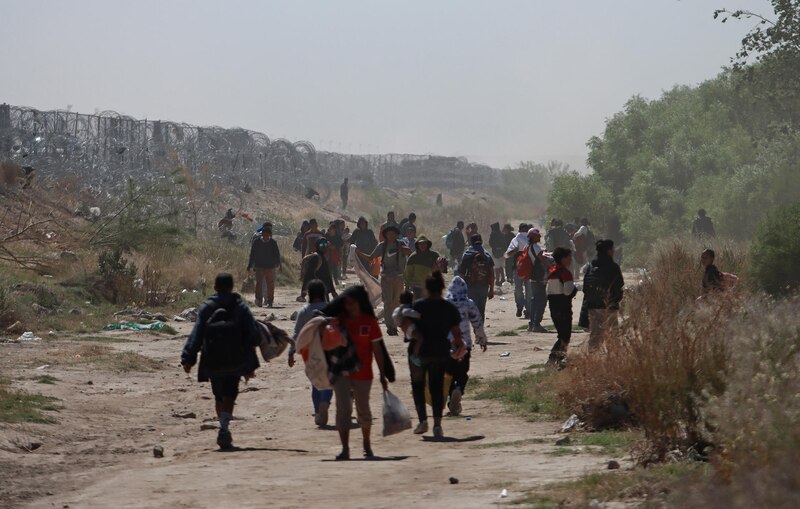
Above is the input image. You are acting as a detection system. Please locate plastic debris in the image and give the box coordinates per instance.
[104,321,166,331]
[499,489,508,498]
[560,414,581,433]
[18,331,42,341]
[499,351,511,357]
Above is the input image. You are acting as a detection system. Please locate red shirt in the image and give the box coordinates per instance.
[342,315,382,381]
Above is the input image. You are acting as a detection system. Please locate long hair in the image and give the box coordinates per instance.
[322,285,376,318]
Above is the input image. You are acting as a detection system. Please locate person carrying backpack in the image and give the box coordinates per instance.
[581,239,624,351]
[456,234,495,319]
[546,247,578,366]
[545,219,572,252]
[446,221,466,264]
[519,228,552,333]
[180,273,261,450]
[299,237,338,302]
[505,223,531,319]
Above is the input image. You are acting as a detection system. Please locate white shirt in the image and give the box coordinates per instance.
[505,232,530,258]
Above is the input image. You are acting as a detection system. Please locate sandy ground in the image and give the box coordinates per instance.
[1,281,627,509]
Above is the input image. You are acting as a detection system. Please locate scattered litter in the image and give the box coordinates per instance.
[560,414,581,433]
[607,460,621,470]
[200,423,218,431]
[499,351,511,357]
[179,308,198,322]
[104,321,166,331]
[499,297,507,301]
[18,331,42,341]
[266,313,277,321]
[532,346,543,351]
[173,316,187,322]
[86,381,93,385]
[172,411,196,419]
[6,321,23,332]
[45,232,56,239]
[35,364,50,370]
[449,477,459,484]
[499,489,508,498]
[465,416,472,421]
[153,445,164,458]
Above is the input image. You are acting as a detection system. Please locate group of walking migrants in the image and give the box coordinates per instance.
[183,211,626,457]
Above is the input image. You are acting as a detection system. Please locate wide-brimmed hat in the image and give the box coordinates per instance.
[415,235,433,249]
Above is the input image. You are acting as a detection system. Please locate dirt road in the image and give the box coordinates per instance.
[1,282,619,508]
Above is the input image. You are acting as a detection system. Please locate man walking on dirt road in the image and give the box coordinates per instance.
[581,239,624,351]
[181,273,261,450]
[358,225,411,336]
[247,222,281,308]
[456,234,495,319]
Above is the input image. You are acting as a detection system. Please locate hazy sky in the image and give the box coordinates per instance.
[2,0,757,170]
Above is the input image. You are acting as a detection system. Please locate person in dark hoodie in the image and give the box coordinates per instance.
[456,234,495,319]
[181,273,260,450]
[300,237,338,302]
[581,239,624,351]
[349,217,378,271]
[247,222,281,308]
[488,222,507,286]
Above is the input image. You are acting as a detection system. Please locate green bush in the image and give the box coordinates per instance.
[749,203,800,296]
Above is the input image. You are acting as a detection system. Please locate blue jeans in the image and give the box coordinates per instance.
[528,281,547,327]
[514,273,531,314]
[312,387,333,414]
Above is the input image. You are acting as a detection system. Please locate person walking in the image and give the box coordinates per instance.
[445,276,487,416]
[325,222,344,287]
[322,286,390,460]
[700,248,724,293]
[288,280,333,426]
[411,271,466,438]
[400,212,418,237]
[340,178,349,210]
[446,221,466,265]
[404,235,440,300]
[379,211,399,242]
[357,225,411,336]
[489,222,507,286]
[502,224,516,283]
[301,218,325,257]
[572,218,595,277]
[581,239,624,351]
[180,273,261,450]
[456,234,495,319]
[692,209,716,239]
[349,217,378,271]
[546,247,578,366]
[545,219,572,252]
[526,228,552,333]
[505,223,531,319]
[299,237,338,302]
[247,222,281,308]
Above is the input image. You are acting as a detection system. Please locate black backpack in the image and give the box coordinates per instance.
[201,298,248,375]
[467,250,492,286]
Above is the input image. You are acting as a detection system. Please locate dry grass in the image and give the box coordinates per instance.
[29,344,163,372]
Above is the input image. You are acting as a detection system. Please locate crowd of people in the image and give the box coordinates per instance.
[186,208,647,454]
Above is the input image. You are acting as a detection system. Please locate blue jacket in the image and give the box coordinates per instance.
[180,292,260,381]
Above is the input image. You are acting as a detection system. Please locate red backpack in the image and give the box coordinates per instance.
[516,248,533,280]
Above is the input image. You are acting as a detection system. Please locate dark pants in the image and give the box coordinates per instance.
[547,296,573,361]
[505,257,515,283]
[468,285,489,320]
[514,274,530,314]
[447,349,471,394]
[528,281,547,327]
[210,375,240,403]
[410,356,447,422]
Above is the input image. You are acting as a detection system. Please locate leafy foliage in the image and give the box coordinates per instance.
[749,203,800,296]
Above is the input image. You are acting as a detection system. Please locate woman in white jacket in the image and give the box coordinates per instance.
[445,276,488,416]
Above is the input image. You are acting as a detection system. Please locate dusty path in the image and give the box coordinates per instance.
[1,282,619,508]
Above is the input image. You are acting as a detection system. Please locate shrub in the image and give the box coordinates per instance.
[749,203,800,296]
[557,240,741,462]
[98,248,137,304]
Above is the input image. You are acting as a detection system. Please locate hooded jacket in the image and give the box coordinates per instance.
[488,223,506,258]
[446,276,487,349]
[405,235,440,288]
[350,219,378,253]
[582,254,624,310]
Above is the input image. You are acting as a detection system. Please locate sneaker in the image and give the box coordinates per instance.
[315,402,330,426]
[523,311,530,320]
[448,388,463,416]
[387,329,399,337]
[530,324,549,334]
[267,302,273,309]
[414,421,429,435]
[516,308,523,318]
[433,425,444,438]
[216,430,233,449]
[255,301,263,307]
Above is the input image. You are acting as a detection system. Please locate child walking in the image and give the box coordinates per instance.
[288,279,334,426]
[546,247,578,366]
[445,276,487,416]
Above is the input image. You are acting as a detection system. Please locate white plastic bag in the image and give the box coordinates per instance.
[382,390,412,437]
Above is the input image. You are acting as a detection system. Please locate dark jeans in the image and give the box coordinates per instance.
[505,258,515,282]
[514,273,530,314]
[447,349,471,394]
[528,281,547,327]
[468,285,489,320]
[547,296,573,361]
[410,356,448,422]
[210,375,240,402]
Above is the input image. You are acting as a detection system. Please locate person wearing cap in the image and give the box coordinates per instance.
[505,223,532,319]
[456,234,495,319]
[300,237,338,302]
[404,235,441,300]
[357,224,412,335]
[525,227,552,333]
[247,222,281,307]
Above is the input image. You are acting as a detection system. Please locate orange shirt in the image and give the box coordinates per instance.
[342,315,382,381]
